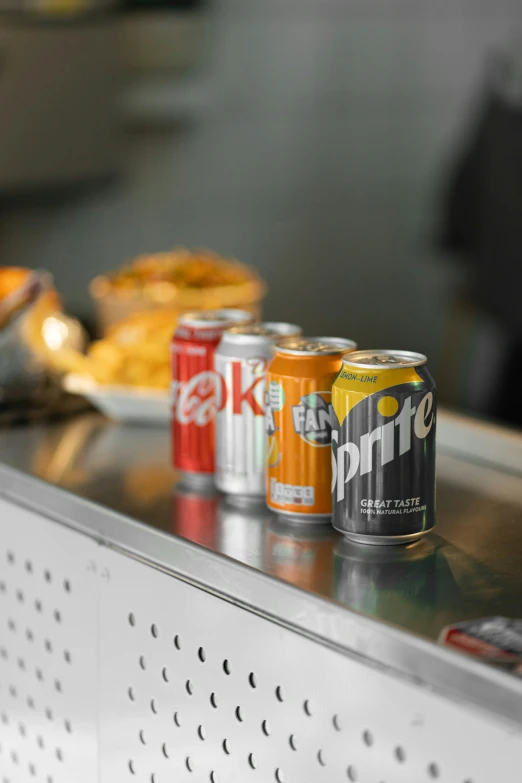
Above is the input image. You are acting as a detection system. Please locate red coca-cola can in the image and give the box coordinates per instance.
[171,309,254,485]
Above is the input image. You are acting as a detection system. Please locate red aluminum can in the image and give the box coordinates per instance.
[171,309,254,484]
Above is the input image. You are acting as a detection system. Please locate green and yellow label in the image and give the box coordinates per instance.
[333,367,423,426]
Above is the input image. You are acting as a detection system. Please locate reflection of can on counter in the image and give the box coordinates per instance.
[334,537,441,629]
[217,495,272,569]
[172,481,220,549]
[267,517,337,593]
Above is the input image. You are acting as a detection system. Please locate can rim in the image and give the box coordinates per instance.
[269,517,336,542]
[177,309,254,328]
[341,349,427,369]
[222,322,302,344]
[334,536,434,562]
[276,337,358,356]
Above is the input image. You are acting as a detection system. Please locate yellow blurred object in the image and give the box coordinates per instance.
[0,267,33,299]
[0,254,265,394]
[81,309,180,389]
[0,266,63,359]
[23,298,87,375]
[0,267,59,328]
[36,0,89,15]
[0,266,90,412]
[124,465,175,506]
[42,315,70,350]
[90,248,267,333]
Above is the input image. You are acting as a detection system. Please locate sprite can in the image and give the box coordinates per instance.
[331,350,436,544]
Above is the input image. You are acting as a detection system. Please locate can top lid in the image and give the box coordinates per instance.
[341,349,427,369]
[178,309,254,328]
[276,336,357,356]
[223,321,302,342]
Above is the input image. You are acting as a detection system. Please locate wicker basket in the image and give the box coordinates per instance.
[90,262,267,335]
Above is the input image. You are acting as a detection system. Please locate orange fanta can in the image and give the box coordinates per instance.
[266,337,357,519]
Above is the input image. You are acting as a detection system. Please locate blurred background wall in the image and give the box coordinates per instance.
[0,0,520,388]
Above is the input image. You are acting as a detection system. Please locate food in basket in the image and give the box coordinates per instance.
[90,248,267,333]
[106,250,254,291]
[84,310,178,389]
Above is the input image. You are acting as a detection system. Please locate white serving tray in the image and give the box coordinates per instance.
[64,374,170,425]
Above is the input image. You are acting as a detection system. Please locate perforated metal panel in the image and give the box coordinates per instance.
[2,491,522,783]
[99,548,522,783]
[0,499,98,783]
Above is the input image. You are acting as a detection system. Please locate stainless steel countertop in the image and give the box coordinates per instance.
[1,411,522,726]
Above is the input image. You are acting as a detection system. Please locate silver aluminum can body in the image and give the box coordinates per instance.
[215,322,301,498]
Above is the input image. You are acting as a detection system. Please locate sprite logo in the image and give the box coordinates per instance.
[292,392,333,447]
[332,392,435,499]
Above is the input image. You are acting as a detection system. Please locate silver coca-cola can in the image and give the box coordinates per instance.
[215,322,302,498]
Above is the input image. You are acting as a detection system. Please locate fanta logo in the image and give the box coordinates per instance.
[292,393,333,447]
[172,371,226,426]
[332,392,434,499]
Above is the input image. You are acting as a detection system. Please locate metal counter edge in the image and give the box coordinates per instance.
[0,461,521,729]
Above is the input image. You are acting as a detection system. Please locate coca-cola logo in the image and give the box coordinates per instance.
[172,371,226,426]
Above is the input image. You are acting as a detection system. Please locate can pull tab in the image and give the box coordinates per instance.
[372,355,399,364]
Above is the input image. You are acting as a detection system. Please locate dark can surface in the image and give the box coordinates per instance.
[331,350,436,544]
[334,537,442,630]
